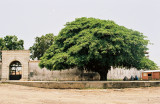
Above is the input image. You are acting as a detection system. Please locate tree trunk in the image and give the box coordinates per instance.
[98,69,108,81]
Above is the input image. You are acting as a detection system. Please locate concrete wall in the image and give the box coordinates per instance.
[4,81,160,89]
[29,61,99,81]
[0,62,2,79]
[108,68,143,79]
[29,61,143,81]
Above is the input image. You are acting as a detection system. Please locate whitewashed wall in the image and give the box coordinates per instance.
[29,61,86,81]
[29,61,143,81]
[0,62,2,79]
[108,67,143,79]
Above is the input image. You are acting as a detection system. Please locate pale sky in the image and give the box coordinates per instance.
[0,0,160,66]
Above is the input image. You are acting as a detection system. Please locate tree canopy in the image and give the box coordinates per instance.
[39,17,157,80]
[0,35,24,60]
[29,33,55,60]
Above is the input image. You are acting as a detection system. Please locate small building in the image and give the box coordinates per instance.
[142,70,160,80]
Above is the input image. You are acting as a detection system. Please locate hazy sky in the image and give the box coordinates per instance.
[0,0,160,66]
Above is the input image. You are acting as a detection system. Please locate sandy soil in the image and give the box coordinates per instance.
[0,84,160,104]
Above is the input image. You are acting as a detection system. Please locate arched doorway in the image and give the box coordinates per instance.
[9,61,22,80]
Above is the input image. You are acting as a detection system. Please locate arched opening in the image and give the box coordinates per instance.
[9,61,22,80]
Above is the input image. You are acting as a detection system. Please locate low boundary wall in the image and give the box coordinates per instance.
[2,81,160,89]
[29,61,143,81]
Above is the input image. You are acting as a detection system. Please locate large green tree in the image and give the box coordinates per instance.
[0,35,24,60]
[29,33,55,60]
[39,17,157,80]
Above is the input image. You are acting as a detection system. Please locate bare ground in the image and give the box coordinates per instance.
[0,84,160,104]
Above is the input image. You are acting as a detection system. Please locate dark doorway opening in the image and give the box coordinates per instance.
[148,73,152,80]
[9,61,22,80]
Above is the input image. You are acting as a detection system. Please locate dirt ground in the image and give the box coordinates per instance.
[0,84,160,104]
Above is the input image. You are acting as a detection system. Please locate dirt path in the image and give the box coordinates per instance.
[0,84,160,104]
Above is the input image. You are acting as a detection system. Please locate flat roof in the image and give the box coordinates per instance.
[143,70,160,73]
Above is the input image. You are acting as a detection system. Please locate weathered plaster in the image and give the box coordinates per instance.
[1,50,30,81]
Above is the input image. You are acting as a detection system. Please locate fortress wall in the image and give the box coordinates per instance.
[29,61,143,81]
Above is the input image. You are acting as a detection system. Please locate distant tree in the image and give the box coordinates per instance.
[39,17,157,81]
[137,57,157,70]
[0,38,4,60]
[0,35,24,60]
[0,38,4,51]
[29,33,55,60]
[3,35,24,50]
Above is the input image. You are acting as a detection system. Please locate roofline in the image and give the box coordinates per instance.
[143,70,160,73]
[1,50,29,51]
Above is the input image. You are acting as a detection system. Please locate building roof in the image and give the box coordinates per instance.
[143,70,160,73]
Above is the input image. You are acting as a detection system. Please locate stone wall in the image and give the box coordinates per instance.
[0,62,2,79]
[4,81,160,89]
[29,61,143,81]
[1,50,30,80]
[29,61,99,81]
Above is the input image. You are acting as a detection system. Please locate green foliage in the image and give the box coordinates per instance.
[3,35,24,50]
[29,33,55,60]
[39,17,157,80]
[0,35,24,60]
[137,57,158,70]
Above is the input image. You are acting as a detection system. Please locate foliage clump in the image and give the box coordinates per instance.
[29,33,55,60]
[39,17,157,80]
[0,35,24,60]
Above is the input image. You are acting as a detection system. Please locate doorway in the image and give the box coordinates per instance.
[9,61,22,80]
[148,73,152,80]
